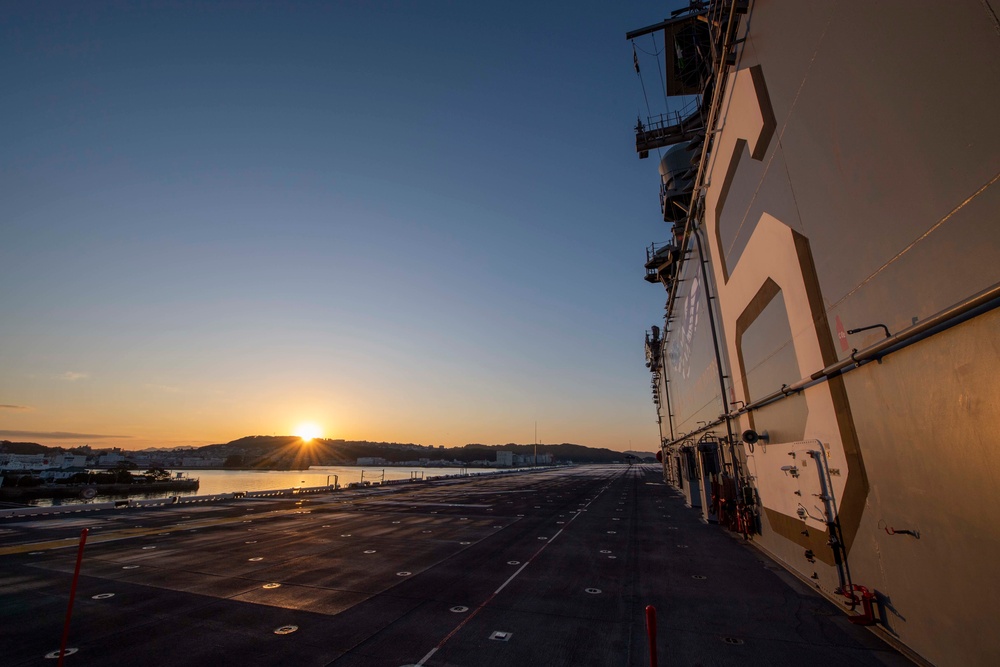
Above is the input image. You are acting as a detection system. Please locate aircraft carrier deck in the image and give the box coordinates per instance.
[0,465,909,666]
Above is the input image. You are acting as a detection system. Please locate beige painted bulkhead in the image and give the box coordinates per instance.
[655,2,1000,665]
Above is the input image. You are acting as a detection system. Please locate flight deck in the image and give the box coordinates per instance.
[0,465,908,666]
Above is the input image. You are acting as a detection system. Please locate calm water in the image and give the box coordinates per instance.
[181,466,498,495]
[29,466,502,507]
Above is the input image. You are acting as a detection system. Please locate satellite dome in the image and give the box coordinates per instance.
[658,141,695,222]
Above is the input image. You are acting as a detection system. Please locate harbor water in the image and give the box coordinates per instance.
[23,466,504,507]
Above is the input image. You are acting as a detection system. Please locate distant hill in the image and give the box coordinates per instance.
[0,440,53,455]
[194,436,648,469]
[623,450,658,461]
[1,436,654,469]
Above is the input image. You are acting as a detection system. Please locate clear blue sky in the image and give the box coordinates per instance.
[0,1,682,450]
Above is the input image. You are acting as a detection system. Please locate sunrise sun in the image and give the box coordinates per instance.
[294,422,323,442]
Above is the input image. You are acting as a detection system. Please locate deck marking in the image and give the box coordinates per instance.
[45,648,78,659]
[411,474,621,665]
[415,647,438,665]
[365,501,491,508]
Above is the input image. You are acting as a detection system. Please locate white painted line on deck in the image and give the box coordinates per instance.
[366,501,491,508]
[413,471,621,665]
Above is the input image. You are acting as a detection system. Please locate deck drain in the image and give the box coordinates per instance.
[450,606,469,613]
[692,575,707,580]
[392,521,401,524]
[612,518,620,521]
[122,565,140,570]
[157,532,170,536]
[141,546,156,550]
[721,637,744,645]
[45,648,78,659]
[245,540,257,544]
[248,557,264,562]
[676,545,688,549]
[459,541,471,545]
[507,560,520,565]
[599,550,611,554]
[397,571,411,576]
[341,534,352,537]
[263,583,281,589]
[364,550,377,554]
[273,625,298,635]
[584,588,602,595]
[489,631,512,641]
[421,530,432,534]
[322,524,332,528]
[608,556,617,559]
[493,525,503,528]
[556,521,565,524]
[668,527,678,530]
[242,520,252,523]
[91,593,115,600]
[28,551,44,555]
[538,536,548,540]
[607,531,616,535]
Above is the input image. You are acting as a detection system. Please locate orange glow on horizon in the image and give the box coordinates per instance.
[294,422,323,442]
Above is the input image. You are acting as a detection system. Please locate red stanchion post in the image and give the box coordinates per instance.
[58,528,88,666]
[645,604,658,667]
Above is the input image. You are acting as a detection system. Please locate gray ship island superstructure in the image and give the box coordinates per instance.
[632,2,1000,665]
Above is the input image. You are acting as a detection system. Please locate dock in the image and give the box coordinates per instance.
[0,465,909,665]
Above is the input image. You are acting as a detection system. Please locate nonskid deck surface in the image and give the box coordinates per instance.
[0,465,908,666]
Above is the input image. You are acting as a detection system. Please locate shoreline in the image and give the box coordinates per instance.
[0,479,199,501]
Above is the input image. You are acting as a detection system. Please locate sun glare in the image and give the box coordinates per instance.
[295,422,323,442]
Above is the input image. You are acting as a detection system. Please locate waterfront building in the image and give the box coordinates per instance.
[97,452,125,466]
[0,454,50,470]
[356,457,388,466]
[52,454,87,468]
